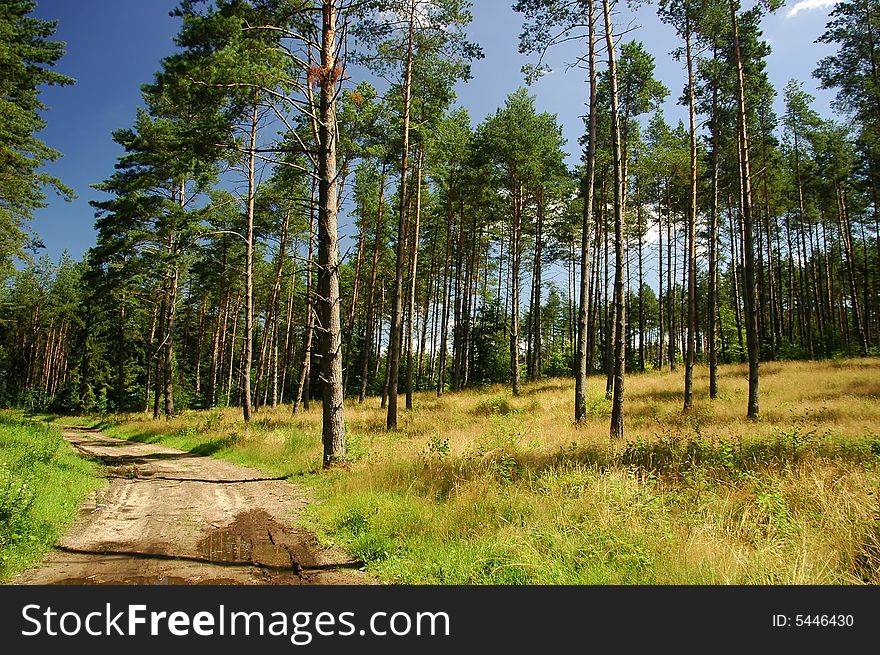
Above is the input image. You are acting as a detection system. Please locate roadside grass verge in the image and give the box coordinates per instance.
[88,359,880,584]
[0,412,103,581]
[96,410,320,479]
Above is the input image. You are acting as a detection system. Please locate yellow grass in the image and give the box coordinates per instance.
[100,358,880,584]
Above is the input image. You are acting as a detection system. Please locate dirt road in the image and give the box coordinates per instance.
[14,427,367,585]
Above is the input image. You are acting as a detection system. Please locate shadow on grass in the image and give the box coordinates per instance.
[119,430,239,456]
[190,438,237,456]
[844,379,880,398]
[519,380,571,397]
[633,388,683,403]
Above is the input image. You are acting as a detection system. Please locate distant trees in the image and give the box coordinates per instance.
[480,89,568,397]
[514,0,600,422]
[353,0,482,429]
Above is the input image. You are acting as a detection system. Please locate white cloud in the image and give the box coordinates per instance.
[786,0,842,19]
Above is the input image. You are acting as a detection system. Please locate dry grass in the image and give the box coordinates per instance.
[98,358,880,584]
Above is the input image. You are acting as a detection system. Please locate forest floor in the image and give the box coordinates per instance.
[13,427,367,585]
[25,358,880,584]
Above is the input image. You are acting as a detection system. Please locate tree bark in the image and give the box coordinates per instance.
[731,0,760,418]
[317,0,347,466]
[242,96,258,423]
[387,0,416,430]
[359,168,386,403]
[406,142,424,409]
[575,5,597,423]
[603,0,626,440]
[683,23,698,411]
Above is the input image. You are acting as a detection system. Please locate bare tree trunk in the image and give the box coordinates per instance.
[728,198,745,360]
[406,143,424,410]
[280,256,297,404]
[667,185,676,370]
[437,199,454,397]
[153,285,166,420]
[116,297,126,410]
[343,199,367,396]
[576,11,598,421]
[256,206,291,407]
[731,0,760,418]
[531,189,545,381]
[708,79,720,399]
[225,293,240,407]
[163,238,180,418]
[603,0,625,440]
[636,175,645,374]
[294,181,318,415]
[418,231,436,386]
[587,215,601,375]
[193,296,207,404]
[317,0,346,465]
[657,178,668,371]
[683,22,698,411]
[510,178,523,396]
[243,96,258,423]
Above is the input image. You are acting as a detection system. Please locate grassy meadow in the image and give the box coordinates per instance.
[0,413,103,580]
[86,359,880,584]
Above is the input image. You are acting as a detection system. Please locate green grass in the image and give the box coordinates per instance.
[0,412,104,580]
[82,359,880,585]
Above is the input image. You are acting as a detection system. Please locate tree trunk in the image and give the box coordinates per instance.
[636,175,645,374]
[163,242,179,418]
[603,0,626,440]
[683,23,698,411]
[731,0,760,418]
[243,96,258,423]
[575,4,598,422]
[387,0,416,430]
[510,178,523,396]
[532,188,544,381]
[359,168,386,403]
[317,0,347,466]
[437,198,454,397]
[406,142,424,409]
[708,77,720,398]
[294,181,318,415]
[343,197,367,396]
[658,179,664,370]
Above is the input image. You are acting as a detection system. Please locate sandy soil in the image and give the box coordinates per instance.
[14,427,368,585]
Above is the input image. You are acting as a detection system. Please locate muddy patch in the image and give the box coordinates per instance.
[199,510,319,573]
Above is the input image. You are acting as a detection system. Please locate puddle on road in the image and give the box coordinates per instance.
[197,510,317,571]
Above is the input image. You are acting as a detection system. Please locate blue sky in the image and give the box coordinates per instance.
[29,0,842,266]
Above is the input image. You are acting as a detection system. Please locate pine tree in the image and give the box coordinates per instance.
[0,0,74,278]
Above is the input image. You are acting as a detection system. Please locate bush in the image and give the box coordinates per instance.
[474,393,515,416]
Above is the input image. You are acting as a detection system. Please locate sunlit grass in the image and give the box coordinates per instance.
[95,358,880,584]
[0,413,104,580]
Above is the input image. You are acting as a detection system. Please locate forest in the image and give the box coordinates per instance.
[2,0,880,585]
